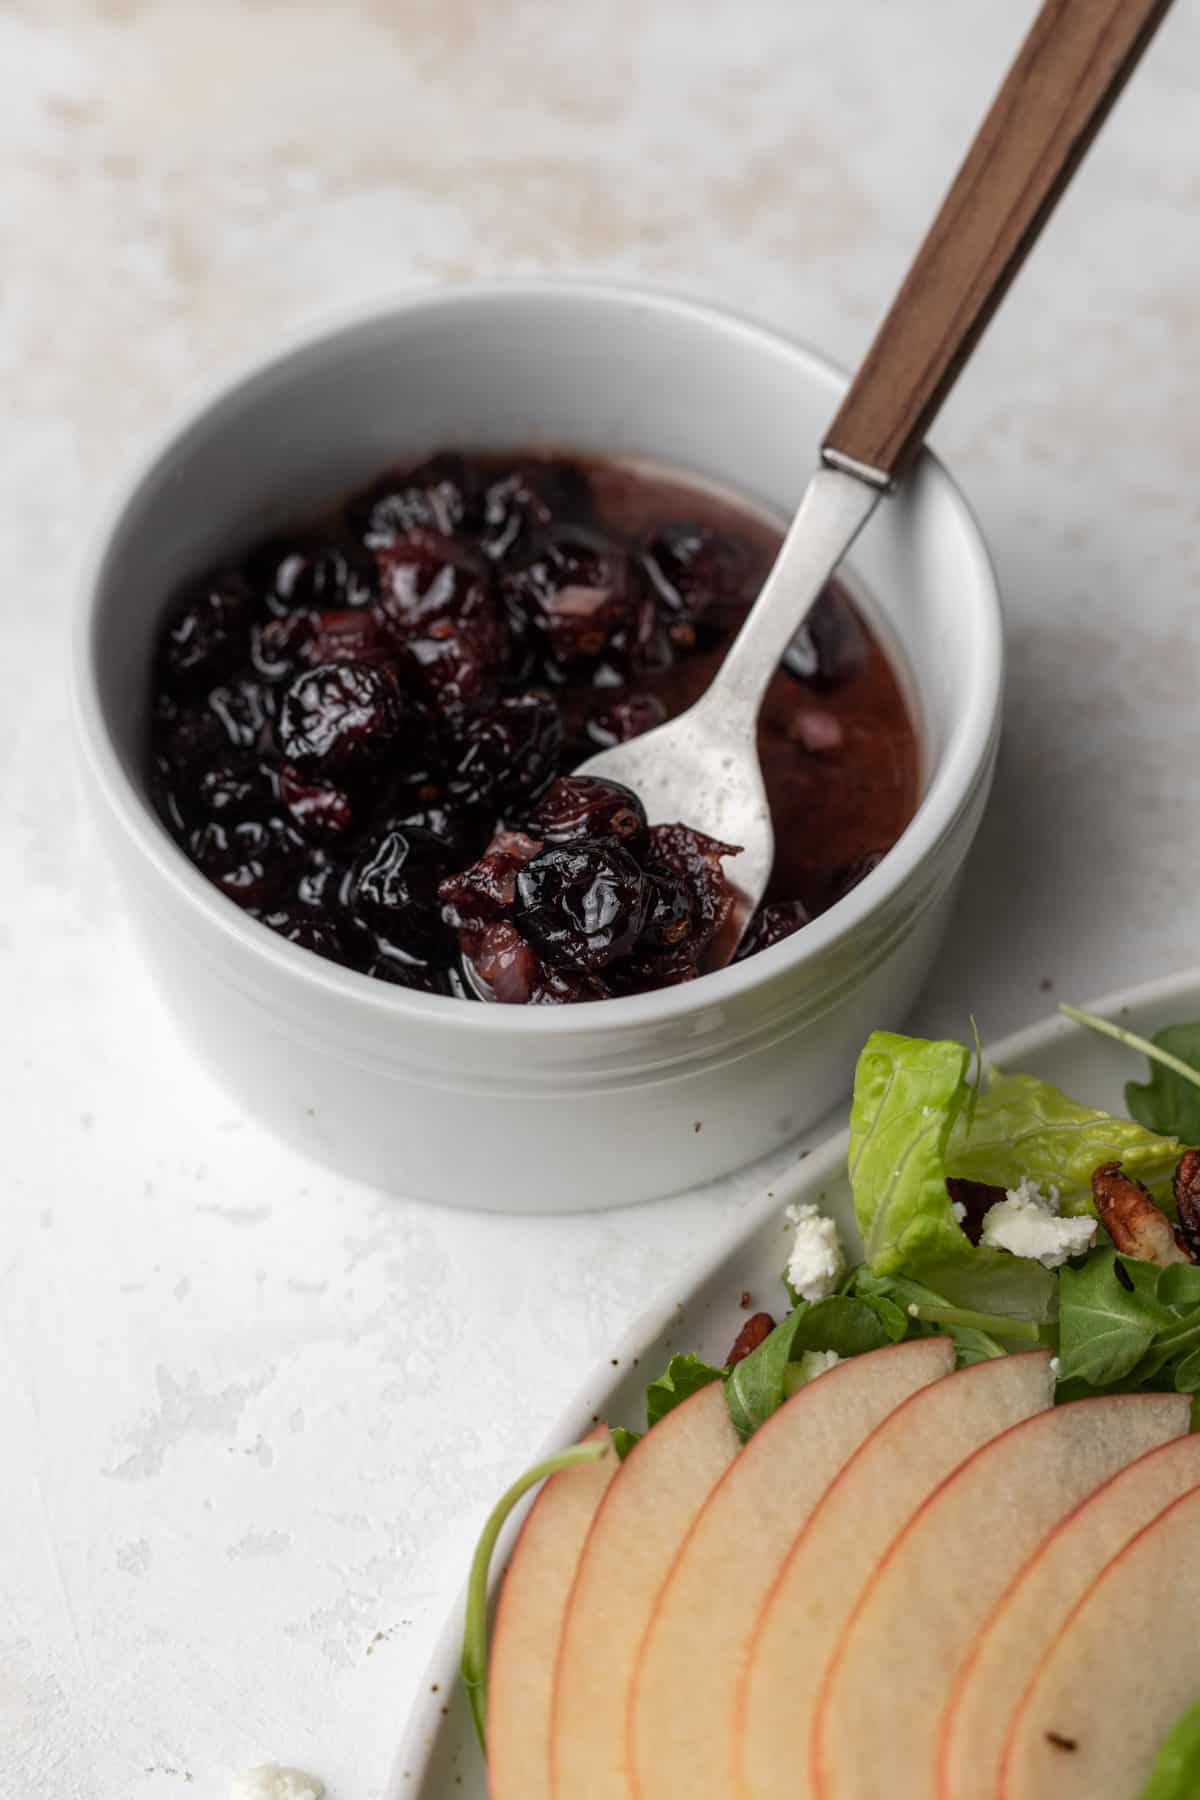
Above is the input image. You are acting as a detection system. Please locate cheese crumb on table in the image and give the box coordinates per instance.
[979,1177,1097,1270]
[230,1767,324,1800]
[785,1202,845,1301]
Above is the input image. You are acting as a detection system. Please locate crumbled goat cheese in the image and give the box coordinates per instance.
[792,1348,841,1385]
[230,1768,324,1800]
[1050,1356,1061,1379]
[785,1202,846,1301]
[979,1179,1097,1270]
[951,1201,968,1224]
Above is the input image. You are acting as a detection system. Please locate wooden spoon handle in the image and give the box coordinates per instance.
[822,0,1172,486]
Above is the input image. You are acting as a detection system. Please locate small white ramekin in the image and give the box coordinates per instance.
[71,281,1001,1212]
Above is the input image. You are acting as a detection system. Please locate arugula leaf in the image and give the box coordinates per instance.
[1125,1022,1200,1143]
[724,1309,814,1442]
[1158,1263,1200,1309]
[848,1034,1056,1321]
[850,1267,1039,1363]
[787,1294,901,1357]
[1138,1697,1200,1800]
[1056,1250,1176,1387]
[610,1427,641,1459]
[948,1068,1180,1213]
[460,1437,611,1749]
[645,1353,727,1428]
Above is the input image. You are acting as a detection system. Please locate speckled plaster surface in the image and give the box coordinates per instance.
[4,2,1200,1794]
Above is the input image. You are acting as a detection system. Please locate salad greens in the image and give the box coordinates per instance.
[1138,1697,1200,1800]
[645,1024,1200,1448]
[461,1016,1200,1756]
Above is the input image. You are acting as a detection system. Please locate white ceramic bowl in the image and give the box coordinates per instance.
[72,281,1001,1212]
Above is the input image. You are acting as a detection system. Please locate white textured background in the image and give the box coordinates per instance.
[4,2,1200,1794]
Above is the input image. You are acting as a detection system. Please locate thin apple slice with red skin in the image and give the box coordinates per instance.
[736,1349,1056,1799]
[1000,1482,1200,1798]
[550,1380,739,1800]
[627,1337,955,1800]
[487,1425,619,1800]
[811,1392,1189,1800]
[938,1423,1198,1800]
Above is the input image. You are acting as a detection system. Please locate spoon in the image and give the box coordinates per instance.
[469,0,1171,997]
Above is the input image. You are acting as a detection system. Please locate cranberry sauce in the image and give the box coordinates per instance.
[147,451,919,1004]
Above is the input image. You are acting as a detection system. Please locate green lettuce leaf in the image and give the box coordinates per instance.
[610,1427,641,1459]
[849,1032,972,1273]
[645,1353,726,1428]
[848,1033,1056,1320]
[948,1069,1180,1212]
[1126,1023,1200,1143]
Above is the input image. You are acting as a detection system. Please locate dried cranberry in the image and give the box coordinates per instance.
[395,611,507,714]
[642,524,749,645]
[640,870,694,950]
[647,822,740,957]
[783,586,868,688]
[277,661,408,773]
[207,678,275,751]
[345,825,451,957]
[257,536,377,615]
[350,454,478,547]
[375,531,493,636]
[159,571,253,689]
[526,775,647,854]
[502,525,639,673]
[585,691,667,749]
[438,829,544,950]
[446,692,564,811]
[190,817,299,908]
[515,842,649,973]
[478,460,593,561]
[735,899,809,960]
[259,908,346,960]
[279,763,355,841]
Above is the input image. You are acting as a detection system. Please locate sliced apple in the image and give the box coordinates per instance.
[736,1349,1056,1798]
[550,1379,739,1800]
[487,1425,619,1800]
[627,1337,955,1799]
[811,1392,1189,1800]
[1000,1482,1200,1798]
[939,1421,1197,1800]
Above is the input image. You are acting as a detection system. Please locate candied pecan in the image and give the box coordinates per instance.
[945,1177,1007,1246]
[1174,1149,1200,1259]
[1092,1161,1195,1266]
[726,1312,775,1367]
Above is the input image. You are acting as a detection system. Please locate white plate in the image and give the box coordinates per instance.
[388,965,1200,1796]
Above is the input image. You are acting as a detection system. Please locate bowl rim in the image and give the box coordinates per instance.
[70,276,1003,1039]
